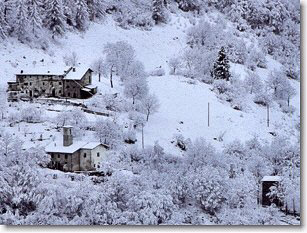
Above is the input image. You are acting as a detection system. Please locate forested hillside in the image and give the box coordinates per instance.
[0,0,300,225]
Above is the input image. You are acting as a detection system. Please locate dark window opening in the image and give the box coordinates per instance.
[83,153,86,158]
[97,165,100,169]
[58,154,60,159]
[65,154,68,160]
[97,153,100,157]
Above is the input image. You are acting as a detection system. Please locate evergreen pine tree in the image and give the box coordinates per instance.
[43,0,65,39]
[27,0,43,38]
[152,0,167,24]
[212,47,231,81]
[0,1,9,39]
[75,0,89,31]
[86,0,105,21]
[14,0,29,42]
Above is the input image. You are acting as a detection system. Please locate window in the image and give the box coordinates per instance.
[59,82,62,85]
[58,154,60,159]
[43,82,45,86]
[93,164,96,168]
[51,154,54,159]
[66,86,70,89]
[65,154,68,160]
[59,90,61,94]
[97,165,100,169]
[30,82,32,86]
[97,153,100,157]
[83,153,86,158]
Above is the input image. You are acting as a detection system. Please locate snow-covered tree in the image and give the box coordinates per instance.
[212,47,231,81]
[152,0,168,24]
[63,51,79,67]
[103,41,136,87]
[0,87,7,120]
[43,0,66,39]
[91,57,104,82]
[126,60,147,79]
[95,119,122,148]
[244,72,263,94]
[140,94,160,121]
[14,0,29,42]
[86,0,106,21]
[124,77,149,105]
[75,0,89,31]
[27,0,43,39]
[0,1,9,39]
[267,70,288,97]
[168,57,181,75]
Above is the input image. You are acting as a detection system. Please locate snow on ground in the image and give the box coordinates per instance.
[140,75,299,153]
[0,15,300,154]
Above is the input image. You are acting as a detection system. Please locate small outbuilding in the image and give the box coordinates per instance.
[260,176,282,207]
[45,126,109,172]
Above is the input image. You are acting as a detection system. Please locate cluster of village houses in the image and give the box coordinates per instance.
[6,67,281,208]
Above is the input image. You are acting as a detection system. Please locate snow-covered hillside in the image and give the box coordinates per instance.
[0,15,300,153]
[0,3,300,225]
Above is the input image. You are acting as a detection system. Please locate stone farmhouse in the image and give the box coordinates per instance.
[7,67,97,101]
[45,126,109,172]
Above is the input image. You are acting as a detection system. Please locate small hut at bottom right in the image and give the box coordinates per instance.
[260,176,282,207]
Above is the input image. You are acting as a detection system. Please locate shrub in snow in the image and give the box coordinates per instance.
[149,67,165,76]
[213,80,229,94]
[173,134,191,151]
[168,57,182,75]
[20,105,43,123]
[247,49,267,70]
[128,111,146,130]
[277,100,296,115]
[193,169,226,215]
[253,91,272,106]
[123,129,137,144]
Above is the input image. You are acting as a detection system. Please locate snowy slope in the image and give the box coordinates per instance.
[0,15,300,154]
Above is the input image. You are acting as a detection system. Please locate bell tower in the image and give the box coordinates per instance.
[63,126,73,147]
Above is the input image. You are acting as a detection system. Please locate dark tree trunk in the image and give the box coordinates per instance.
[110,66,113,88]
[99,73,101,82]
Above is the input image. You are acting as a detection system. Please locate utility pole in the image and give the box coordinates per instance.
[267,104,270,127]
[208,102,210,127]
[141,123,144,150]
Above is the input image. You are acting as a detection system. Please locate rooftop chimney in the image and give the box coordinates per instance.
[72,67,76,72]
[63,126,73,147]
[20,70,23,74]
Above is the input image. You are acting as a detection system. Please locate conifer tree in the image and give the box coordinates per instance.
[212,47,231,81]
[152,0,167,24]
[14,0,29,42]
[43,0,65,39]
[0,1,9,39]
[27,0,43,38]
[75,0,89,31]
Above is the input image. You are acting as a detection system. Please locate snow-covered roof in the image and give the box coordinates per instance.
[81,142,101,150]
[261,176,281,182]
[16,67,67,76]
[45,141,88,154]
[85,84,97,89]
[45,140,106,154]
[63,67,92,80]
